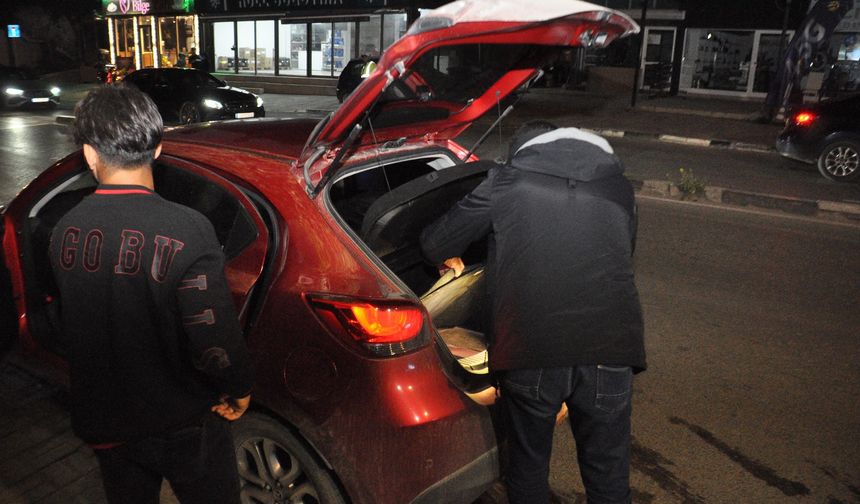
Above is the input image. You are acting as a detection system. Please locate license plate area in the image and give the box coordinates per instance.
[31,98,50,103]
[235,112,254,119]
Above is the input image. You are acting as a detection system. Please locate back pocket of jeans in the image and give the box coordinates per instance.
[501,368,543,400]
[595,365,632,413]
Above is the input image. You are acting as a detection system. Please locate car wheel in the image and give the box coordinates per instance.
[179,102,201,124]
[232,412,347,504]
[817,140,860,182]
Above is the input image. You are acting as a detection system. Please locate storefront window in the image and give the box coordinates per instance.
[382,13,408,51]
[359,15,382,57]
[113,18,136,71]
[279,23,307,76]
[237,21,254,73]
[159,16,194,68]
[681,29,754,92]
[214,21,235,72]
[139,17,155,68]
[256,20,275,74]
[310,22,354,77]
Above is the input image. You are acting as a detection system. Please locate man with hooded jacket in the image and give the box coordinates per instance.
[420,122,645,504]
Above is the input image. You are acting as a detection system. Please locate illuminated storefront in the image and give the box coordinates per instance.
[103,0,198,72]
[196,0,438,78]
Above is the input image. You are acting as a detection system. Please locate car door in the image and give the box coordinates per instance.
[0,152,270,360]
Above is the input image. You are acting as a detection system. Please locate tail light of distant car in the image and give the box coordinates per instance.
[306,294,430,356]
[792,111,817,127]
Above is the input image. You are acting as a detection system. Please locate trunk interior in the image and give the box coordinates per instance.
[328,153,493,393]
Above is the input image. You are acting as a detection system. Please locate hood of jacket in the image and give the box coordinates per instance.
[509,127,625,183]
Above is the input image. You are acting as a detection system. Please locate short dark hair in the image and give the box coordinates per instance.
[73,84,163,169]
[508,120,558,160]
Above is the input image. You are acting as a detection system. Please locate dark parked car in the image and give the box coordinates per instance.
[123,67,264,124]
[0,66,60,109]
[776,93,860,182]
[1,2,638,502]
[336,56,378,103]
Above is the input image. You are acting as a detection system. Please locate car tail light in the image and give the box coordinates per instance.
[793,111,816,126]
[306,294,429,356]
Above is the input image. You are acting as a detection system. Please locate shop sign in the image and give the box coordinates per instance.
[200,0,411,14]
[104,0,153,15]
[7,25,21,38]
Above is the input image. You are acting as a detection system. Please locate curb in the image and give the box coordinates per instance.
[56,115,75,125]
[634,179,860,223]
[583,127,774,154]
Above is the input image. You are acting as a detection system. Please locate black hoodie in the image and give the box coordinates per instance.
[420,129,645,372]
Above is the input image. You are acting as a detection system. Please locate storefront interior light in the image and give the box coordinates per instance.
[50,87,61,96]
[5,88,24,96]
[203,99,223,109]
[133,17,141,71]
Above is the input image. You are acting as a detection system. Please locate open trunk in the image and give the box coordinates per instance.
[328,153,493,393]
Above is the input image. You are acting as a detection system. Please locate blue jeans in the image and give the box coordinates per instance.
[94,412,240,504]
[500,365,633,504]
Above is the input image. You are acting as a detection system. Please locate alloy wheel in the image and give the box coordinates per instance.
[179,102,200,124]
[237,436,321,504]
[823,145,859,178]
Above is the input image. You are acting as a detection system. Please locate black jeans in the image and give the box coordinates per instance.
[500,365,633,504]
[94,413,240,504]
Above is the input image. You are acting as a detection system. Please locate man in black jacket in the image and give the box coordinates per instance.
[50,84,253,504]
[420,122,645,504]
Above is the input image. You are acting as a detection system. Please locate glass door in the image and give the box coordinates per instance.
[640,27,675,92]
[213,21,235,73]
[237,21,254,74]
[278,23,307,76]
[751,31,792,94]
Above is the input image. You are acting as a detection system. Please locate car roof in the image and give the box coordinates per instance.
[162,118,320,163]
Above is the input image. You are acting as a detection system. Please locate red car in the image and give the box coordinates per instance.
[0,2,637,502]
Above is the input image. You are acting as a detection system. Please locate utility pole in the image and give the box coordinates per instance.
[630,0,648,108]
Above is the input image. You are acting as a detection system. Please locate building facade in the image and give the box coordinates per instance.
[99,0,860,99]
[102,0,199,72]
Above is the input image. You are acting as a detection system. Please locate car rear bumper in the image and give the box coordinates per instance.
[775,132,816,164]
[409,446,499,504]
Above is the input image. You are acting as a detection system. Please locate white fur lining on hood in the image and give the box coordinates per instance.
[516,127,614,155]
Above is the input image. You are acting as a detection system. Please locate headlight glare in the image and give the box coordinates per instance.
[50,87,61,96]
[203,99,223,109]
[256,96,264,108]
[5,88,24,96]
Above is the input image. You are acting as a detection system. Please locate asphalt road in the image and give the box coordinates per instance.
[548,197,860,503]
[1,106,858,503]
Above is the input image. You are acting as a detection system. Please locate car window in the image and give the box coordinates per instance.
[206,74,225,87]
[126,71,155,91]
[152,162,258,259]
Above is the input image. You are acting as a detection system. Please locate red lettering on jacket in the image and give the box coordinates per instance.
[114,229,144,275]
[151,235,185,282]
[60,227,81,270]
[83,229,104,272]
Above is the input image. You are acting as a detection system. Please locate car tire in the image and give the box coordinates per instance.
[817,140,860,182]
[179,101,201,124]
[232,412,347,504]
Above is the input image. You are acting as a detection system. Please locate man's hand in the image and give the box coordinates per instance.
[441,257,465,277]
[212,394,251,421]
